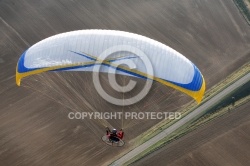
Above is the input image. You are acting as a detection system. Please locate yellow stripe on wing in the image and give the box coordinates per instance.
[16,53,205,103]
[99,59,205,103]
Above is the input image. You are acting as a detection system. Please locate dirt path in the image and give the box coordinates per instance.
[111,73,250,165]
[134,98,250,166]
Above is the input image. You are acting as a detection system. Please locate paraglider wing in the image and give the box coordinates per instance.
[16,30,205,103]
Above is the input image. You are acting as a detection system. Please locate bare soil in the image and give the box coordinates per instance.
[0,0,249,165]
[134,101,250,166]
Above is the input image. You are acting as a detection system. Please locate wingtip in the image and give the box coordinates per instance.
[16,77,21,86]
[16,70,21,86]
[195,77,206,104]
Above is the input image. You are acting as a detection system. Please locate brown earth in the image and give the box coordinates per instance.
[0,0,249,165]
[133,101,250,166]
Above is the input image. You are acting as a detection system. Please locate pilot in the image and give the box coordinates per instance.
[111,129,117,136]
